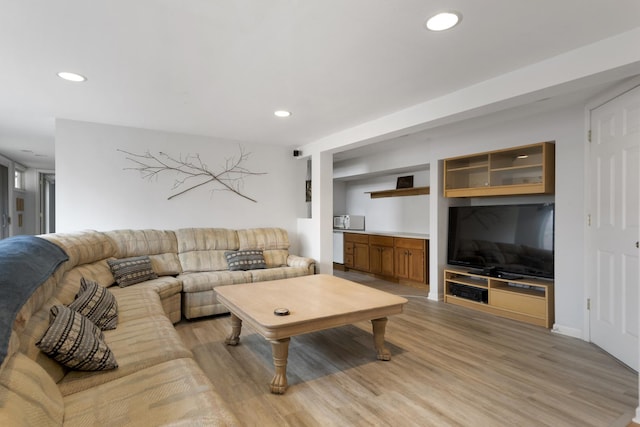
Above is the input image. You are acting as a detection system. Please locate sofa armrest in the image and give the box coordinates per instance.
[287,254,315,274]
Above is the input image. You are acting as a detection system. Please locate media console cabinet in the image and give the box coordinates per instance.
[444,267,554,328]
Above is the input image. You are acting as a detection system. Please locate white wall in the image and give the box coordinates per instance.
[340,170,430,234]
[55,119,308,253]
[331,103,585,334]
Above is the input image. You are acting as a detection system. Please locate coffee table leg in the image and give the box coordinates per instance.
[371,317,391,361]
[269,338,290,394]
[224,314,242,346]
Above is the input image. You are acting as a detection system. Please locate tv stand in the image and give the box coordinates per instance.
[467,268,523,280]
[445,267,554,328]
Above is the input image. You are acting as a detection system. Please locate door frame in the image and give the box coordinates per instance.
[35,169,55,234]
[583,76,640,424]
[0,155,13,239]
[583,75,640,342]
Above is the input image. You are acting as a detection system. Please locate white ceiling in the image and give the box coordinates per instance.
[1,0,639,170]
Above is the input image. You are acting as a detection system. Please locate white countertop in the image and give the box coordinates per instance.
[333,229,429,239]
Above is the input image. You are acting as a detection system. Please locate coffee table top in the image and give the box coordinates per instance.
[215,274,408,340]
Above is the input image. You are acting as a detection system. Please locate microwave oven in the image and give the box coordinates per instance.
[333,215,365,230]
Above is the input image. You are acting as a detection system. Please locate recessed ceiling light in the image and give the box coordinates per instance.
[426,12,461,31]
[274,110,291,118]
[57,71,87,82]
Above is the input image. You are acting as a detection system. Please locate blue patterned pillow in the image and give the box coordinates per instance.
[107,256,157,287]
[225,250,267,271]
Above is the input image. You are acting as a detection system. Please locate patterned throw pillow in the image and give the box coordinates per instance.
[68,277,118,330]
[36,305,118,371]
[225,250,267,271]
[107,256,157,287]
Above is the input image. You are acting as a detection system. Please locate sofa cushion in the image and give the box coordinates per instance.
[225,250,267,271]
[62,358,239,426]
[106,286,167,323]
[40,231,115,274]
[0,353,65,426]
[55,260,117,307]
[175,228,239,273]
[148,253,182,276]
[237,228,290,267]
[68,278,118,330]
[237,227,290,250]
[107,256,158,287]
[105,229,182,276]
[179,270,252,294]
[248,266,312,283]
[58,314,192,396]
[36,305,117,371]
[17,300,69,383]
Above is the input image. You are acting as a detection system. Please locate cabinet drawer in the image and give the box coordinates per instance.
[394,237,425,250]
[491,290,546,318]
[345,244,354,254]
[369,235,394,246]
[344,233,369,244]
[344,255,354,266]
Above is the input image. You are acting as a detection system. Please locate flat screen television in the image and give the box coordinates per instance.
[447,203,554,279]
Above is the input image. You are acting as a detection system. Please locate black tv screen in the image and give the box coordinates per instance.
[447,203,554,279]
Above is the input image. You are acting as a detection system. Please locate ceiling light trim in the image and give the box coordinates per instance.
[425,11,462,32]
[57,71,87,82]
[274,110,292,118]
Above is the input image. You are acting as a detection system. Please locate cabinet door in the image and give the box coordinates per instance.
[380,247,395,276]
[395,249,409,279]
[395,237,428,283]
[407,249,425,283]
[370,246,394,276]
[370,246,382,274]
[353,242,370,271]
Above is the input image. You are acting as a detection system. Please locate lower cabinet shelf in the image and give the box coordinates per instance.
[444,268,554,328]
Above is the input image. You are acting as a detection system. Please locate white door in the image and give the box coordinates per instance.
[588,84,640,371]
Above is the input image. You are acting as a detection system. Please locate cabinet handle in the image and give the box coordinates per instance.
[636,241,639,249]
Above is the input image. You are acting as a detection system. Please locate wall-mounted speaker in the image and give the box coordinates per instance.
[293,150,302,157]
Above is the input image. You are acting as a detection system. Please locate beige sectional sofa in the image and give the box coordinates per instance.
[0,227,314,426]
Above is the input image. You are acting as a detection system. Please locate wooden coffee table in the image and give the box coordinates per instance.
[215,274,408,394]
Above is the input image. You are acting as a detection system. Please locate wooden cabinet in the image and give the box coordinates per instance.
[344,233,369,271]
[443,141,555,197]
[343,233,428,286]
[394,237,427,284]
[444,267,554,328]
[369,235,394,277]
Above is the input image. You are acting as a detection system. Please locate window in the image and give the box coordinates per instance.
[14,169,25,190]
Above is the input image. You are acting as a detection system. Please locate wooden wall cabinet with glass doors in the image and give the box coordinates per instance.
[444,142,555,198]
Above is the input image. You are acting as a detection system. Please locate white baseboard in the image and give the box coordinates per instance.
[551,323,584,340]
[634,406,640,424]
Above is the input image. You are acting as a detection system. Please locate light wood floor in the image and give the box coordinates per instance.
[175,271,638,427]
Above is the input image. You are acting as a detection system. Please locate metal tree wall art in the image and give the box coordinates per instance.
[118,146,266,202]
